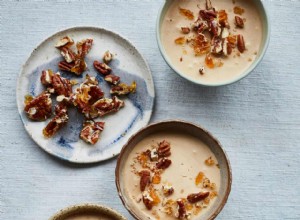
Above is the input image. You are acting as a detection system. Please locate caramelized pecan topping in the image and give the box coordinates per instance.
[93,61,112,75]
[140,170,151,192]
[41,69,54,86]
[104,74,120,85]
[92,96,125,117]
[181,27,190,34]
[110,81,136,96]
[51,73,72,97]
[157,140,171,158]
[24,92,52,121]
[80,120,105,144]
[156,158,172,169]
[237,34,246,53]
[187,192,210,203]
[177,200,187,219]
[55,36,74,48]
[60,47,76,63]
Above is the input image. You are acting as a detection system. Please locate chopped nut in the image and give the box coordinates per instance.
[43,103,68,137]
[76,38,93,57]
[103,50,113,63]
[24,92,52,121]
[41,69,54,86]
[92,96,125,117]
[150,148,159,161]
[181,27,190,34]
[199,66,205,75]
[187,192,210,203]
[208,20,220,37]
[93,61,112,75]
[157,140,171,158]
[60,47,76,63]
[79,120,105,144]
[55,36,74,48]
[222,39,232,56]
[237,34,246,53]
[211,37,223,55]
[156,158,172,169]
[235,16,244,28]
[176,200,187,219]
[110,81,136,96]
[162,184,174,196]
[199,10,217,21]
[140,170,151,191]
[221,27,230,38]
[205,156,215,166]
[203,178,211,188]
[51,72,73,97]
[104,74,120,85]
[142,190,154,210]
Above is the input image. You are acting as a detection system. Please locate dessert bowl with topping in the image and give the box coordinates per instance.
[116,121,232,220]
[49,203,126,220]
[157,0,270,86]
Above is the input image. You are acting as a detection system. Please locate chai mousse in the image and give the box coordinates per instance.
[121,131,221,219]
[161,0,263,84]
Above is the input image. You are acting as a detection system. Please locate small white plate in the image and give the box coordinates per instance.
[17,26,155,163]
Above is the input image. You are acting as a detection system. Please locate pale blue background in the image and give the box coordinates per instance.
[0,0,299,219]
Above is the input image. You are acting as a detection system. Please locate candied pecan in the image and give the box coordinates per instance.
[187,192,210,203]
[206,0,213,10]
[162,184,174,196]
[222,39,232,56]
[211,37,223,55]
[199,10,217,21]
[142,191,154,210]
[181,27,190,34]
[156,158,172,169]
[92,96,125,117]
[237,34,246,53]
[94,61,112,75]
[52,73,72,97]
[218,10,229,27]
[104,74,120,85]
[89,86,104,103]
[139,170,151,192]
[43,103,68,138]
[157,140,171,158]
[177,200,187,219]
[55,36,74,48]
[41,69,53,86]
[191,34,210,56]
[196,20,209,34]
[80,120,105,144]
[149,148,158,161]
[24,92,52,121]
[58,61,74,72]
[76,38,93,58]
[103,50,113,63]
[60,47,76,63]
[209,20,220,37]
[110,81,136,96]
[235,16,244,28]
[199,66,205,75]
[70,58,87,75]
[179,8,194,20]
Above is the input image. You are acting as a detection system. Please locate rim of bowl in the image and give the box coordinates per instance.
[48,203,127,220]
[156,0,270,87]
[115,120,232,220]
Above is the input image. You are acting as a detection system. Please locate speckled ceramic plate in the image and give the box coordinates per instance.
[16,26,155,163]
[49,203,126,220]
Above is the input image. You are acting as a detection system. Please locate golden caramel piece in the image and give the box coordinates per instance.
[205,156,215,166]
[218,10,229,27]
[205,53,215,69]
[110,81,136,96]
[234,6,245,15]
[175,36,186,45]
[195,171,205,186]
[179,7,194,20]
[192,34,211,56]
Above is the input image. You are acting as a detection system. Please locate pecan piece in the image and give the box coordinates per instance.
[162,184,174,196]
[55,36,74,48]
[181,27,190,34]
[209,20,220,37]
[187,192,210,203]
[70,58,87,75]
[52,73,72,97]
[103,50,113,64]
[235,16,244,28]
[93,61,112,75]
[157,140,171,158]
[60,47,76,63]
[92,96,125,117]
[156,158,172,169]
[192,20,208,34]
[199,10,217,21]
[110,81,136,96]
[104,74,120,85]
[211,37,223,55]
[76,38,93,58]
[58,61,74,72]
[177,200,187,219]
[142,191,154,210]
[222,39,232,56]
[43,103,68,138]
[24,92,52,121]
[237,34,246,53]
[80,120,105,144]
[41,69,54,86]
[139,170,151,192]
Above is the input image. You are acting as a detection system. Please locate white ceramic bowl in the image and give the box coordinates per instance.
[156,0,270,86]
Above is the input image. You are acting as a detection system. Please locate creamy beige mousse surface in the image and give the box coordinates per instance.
[161,0,263,84]
[64,214,112,220]
[121,132,221,220]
